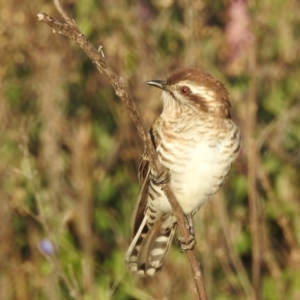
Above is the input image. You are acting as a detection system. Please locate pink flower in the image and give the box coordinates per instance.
[225,0,254,63]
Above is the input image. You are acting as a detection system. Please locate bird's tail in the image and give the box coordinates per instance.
[125,214,177,276]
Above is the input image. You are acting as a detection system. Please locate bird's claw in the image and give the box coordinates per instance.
[178,235,196,252]
[151,168,170,185]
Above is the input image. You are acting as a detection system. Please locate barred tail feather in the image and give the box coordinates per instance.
[125,215,177,276]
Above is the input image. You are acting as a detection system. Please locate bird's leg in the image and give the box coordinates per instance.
[187,213,195,236]
[150,167,170,185]
[178,214,196,252]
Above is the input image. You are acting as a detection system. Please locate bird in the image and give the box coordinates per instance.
[125,67,240,276]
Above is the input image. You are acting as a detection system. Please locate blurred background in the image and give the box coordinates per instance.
[1,0,300,299]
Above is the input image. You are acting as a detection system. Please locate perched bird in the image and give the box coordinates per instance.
[125,68,240,276]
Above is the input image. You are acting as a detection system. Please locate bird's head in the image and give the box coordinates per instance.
[145,68,231,118]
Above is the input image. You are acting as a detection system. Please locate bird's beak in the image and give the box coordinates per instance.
[145,80,166,90]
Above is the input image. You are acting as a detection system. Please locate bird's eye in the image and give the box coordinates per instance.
[179,86,190,95]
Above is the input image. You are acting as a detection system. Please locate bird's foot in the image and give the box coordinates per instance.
[178,214,196,252]
[178,234,196,252]
[151,168,170,185]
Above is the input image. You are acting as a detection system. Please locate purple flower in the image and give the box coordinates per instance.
[38,239,57,255]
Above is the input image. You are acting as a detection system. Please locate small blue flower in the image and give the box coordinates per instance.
[38,239,56,255]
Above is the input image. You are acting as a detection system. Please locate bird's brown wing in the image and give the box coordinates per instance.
[131,153,151,236]
[131,122,161,236]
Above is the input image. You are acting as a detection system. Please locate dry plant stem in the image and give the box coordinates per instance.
[216,193,254,299]
[246,41,262,299]
[37,2,207,300]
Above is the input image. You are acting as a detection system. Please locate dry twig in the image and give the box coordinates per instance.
[37,1,208,299]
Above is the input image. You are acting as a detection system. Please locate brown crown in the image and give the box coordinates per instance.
[166,68,231,118]
[166,68,229,100]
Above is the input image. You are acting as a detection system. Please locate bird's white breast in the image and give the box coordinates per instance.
[153,117,239,215]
